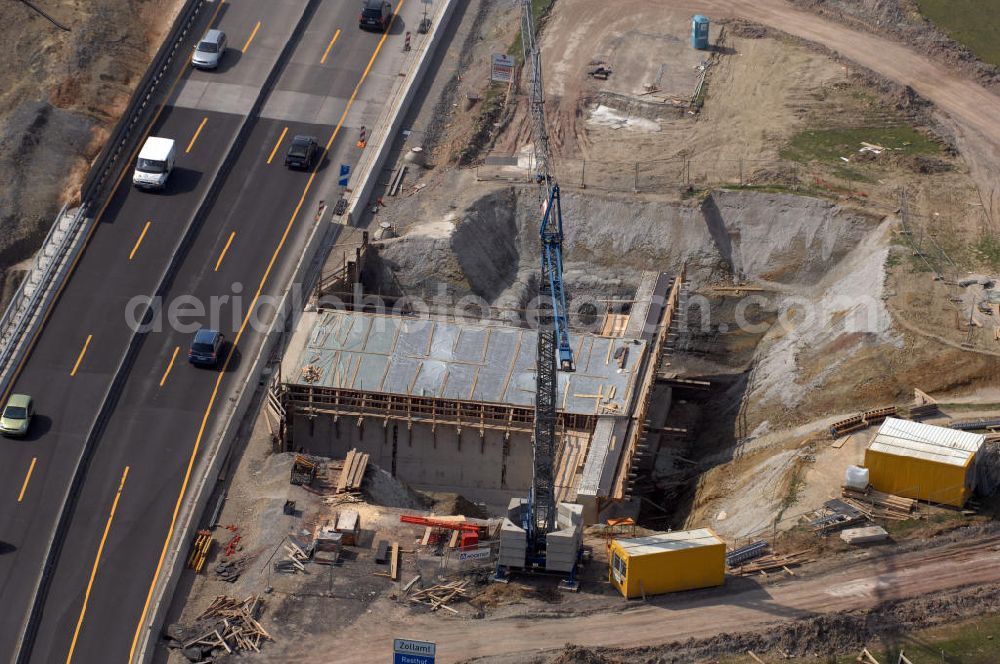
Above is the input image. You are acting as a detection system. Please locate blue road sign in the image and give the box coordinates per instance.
[338,163,351,187]
[394,654,434,664]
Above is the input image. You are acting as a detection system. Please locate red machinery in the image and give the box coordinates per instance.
[400,515,483,549]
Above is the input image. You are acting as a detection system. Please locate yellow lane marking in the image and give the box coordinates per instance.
[266,126,289,164]
[320,28,341,64]
[129,221,152,261]
[129,3,406,657]
[215,231,236,272]
[17,457,38,503]
[65,466,129,663]
[0,0,228,407]
[186,117,208,153]
[242,21,261,53]
[70,335,93,377]
[159,346,180,387]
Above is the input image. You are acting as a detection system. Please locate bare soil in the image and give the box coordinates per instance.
[788,0,1000,93]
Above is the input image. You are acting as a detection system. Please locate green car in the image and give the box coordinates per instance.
[0,394,33,437]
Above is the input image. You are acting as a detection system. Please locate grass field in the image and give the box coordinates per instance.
[781,126,940,164]
[916,0,1000,67]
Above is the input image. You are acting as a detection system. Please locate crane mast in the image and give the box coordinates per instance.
[520,0,575,550]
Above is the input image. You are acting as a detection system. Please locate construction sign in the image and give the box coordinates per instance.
[490,53,515,83]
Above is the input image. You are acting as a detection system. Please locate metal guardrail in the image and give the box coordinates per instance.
[0,204,88,398]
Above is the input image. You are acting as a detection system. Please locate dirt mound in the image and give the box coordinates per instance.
[419,491,488,519]
[363,467,429,509]
[373,187,519,302]
[548,646,620,664]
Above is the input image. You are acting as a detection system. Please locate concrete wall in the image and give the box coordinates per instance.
[292,411,535,495]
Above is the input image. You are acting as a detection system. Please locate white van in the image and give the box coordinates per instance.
[133,137,176,190]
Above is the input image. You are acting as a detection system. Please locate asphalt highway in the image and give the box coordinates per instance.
[0,0,405,660]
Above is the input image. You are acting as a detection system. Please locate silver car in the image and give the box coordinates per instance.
[192,29,227,69]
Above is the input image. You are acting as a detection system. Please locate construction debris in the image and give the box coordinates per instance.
[186,530,213,573]
[337,449,369,493]
[807,499,868,535]
[274,540,312,574]
[409,580,470,613]
[169,595,272,660]
[215,554,254,583]
[856,647,881,664]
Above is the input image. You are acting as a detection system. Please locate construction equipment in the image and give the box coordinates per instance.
[290,454,317,486]
[494,0,583,588]
[400,514,482,549]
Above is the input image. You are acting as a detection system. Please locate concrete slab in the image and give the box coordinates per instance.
[290,311,647,416]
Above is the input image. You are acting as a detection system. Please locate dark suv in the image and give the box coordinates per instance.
[359,0,391,31]
[189,328,225,367]
[285,135,318,170]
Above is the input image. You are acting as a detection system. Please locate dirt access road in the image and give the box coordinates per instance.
[310,535,1000,662]
[544,0,1000,203]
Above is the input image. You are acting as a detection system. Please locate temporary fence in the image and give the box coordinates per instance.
[477,154,882,199]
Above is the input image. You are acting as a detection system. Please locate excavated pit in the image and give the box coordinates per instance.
[368,184,892,529]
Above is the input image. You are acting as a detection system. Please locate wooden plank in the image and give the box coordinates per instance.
[831,434,852,450]
[421,527,432,546]
[448,530,459,548]
[390,542,400,580]
[337,449,355,492]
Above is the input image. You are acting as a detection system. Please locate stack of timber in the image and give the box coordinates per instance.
[167,595,271,660]
[337,449,369,493]
[186,530,213,572]
[409,580,470,613]
[841,487,916,521]
[733,551,812,576]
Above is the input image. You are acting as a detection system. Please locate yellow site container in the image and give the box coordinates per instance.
[608,528,725,599]
[864,418,983,508]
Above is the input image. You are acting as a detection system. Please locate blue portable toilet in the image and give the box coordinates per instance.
[691,15,710,50]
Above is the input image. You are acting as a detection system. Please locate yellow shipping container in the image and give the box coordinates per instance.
[863,418,983,508]
[608,528,725,599]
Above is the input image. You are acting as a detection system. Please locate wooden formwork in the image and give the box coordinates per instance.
[613,268,685,501]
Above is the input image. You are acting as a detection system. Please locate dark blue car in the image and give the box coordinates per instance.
[189,328,225,367]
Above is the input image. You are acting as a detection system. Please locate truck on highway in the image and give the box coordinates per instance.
[133,136,176,190]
